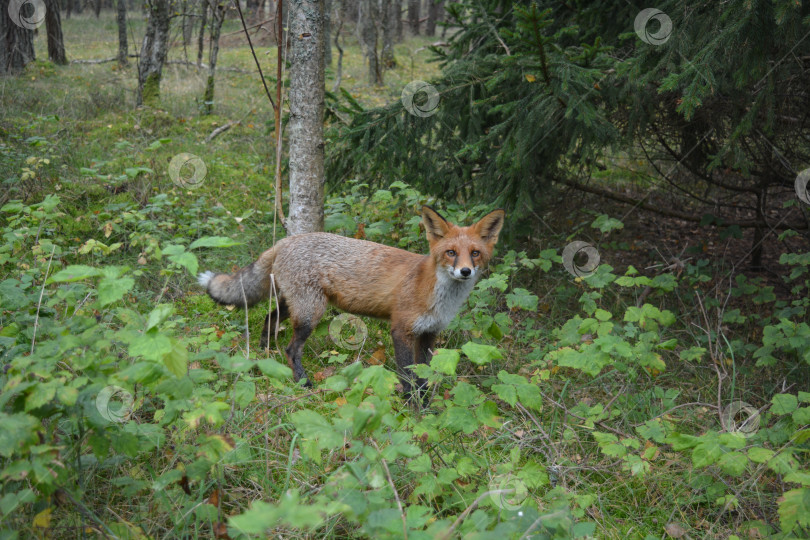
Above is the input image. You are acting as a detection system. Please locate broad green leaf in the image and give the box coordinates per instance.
[772,393,798,415]
[0,413,39,457]
[442,406,479,434]
[130,330,173,362]
[718,452,748,476]
[97,276,134,306]
[492,384,517,406]
[505,288,538,311]
[461,342,502,365]
[256,358,293,379]
[168,251,198,275]
[747,447,775,463]
[189,236,242,249]
[163,340,188,377]
[49,265,102,283]
[233,381,256,408]
[291,410,344,450]
[778,488,810,532]
[146,304,174,331]
[430,349,460,375]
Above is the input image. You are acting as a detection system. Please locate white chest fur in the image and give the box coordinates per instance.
[411,269,476,335]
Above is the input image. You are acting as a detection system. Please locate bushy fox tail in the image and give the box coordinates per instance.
[198,247,278,308]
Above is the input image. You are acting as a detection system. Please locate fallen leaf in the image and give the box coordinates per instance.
[665,522,688,538]
[367,347,386,366]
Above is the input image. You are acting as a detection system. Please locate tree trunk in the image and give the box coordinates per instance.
[287,0,325,235]
[44,0,67,64]
[94,0,101,17]
[66,0,71,19]
[182,0,193,50]
[137,0,170,106]
[323,0,332,65]
[117,0,127,66]
[202,0,224,114]
[393,0,402,41]
[359,0,379,85]
[425,0,442,36]
[0,0,37,75]
[197,0,208,67]
[407,0,418,35]
[380,0,395,68]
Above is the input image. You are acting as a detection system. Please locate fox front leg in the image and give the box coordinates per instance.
[392,327,430,405]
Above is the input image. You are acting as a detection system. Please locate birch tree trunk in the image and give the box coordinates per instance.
[202,0,224,114]
[44,0,67,65]
[137,0,170,106]
[287,0,325,235]
[0,0,36,75]
[380,0,395,68]
[117,0,128,66]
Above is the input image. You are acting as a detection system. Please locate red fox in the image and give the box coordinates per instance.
[198,206,504,400]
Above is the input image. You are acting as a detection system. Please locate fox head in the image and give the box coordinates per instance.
[421,206,505,282]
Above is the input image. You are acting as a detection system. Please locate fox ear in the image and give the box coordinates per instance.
[474,209,505,245]
[421,205,451,242]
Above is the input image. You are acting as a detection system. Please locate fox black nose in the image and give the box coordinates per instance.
[460,267,472,277]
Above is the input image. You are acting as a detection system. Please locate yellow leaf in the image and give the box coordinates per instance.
[525,74,537,83]
[33,508,52,529]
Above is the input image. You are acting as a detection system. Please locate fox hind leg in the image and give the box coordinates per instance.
[284,294,328,386]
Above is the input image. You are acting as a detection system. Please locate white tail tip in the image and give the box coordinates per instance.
[197,271,216,288]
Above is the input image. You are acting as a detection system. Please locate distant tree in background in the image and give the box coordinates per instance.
[380,0,396,68]
[44,0,67,65]
[407,0,418,34]
[358,0,380,84]
[324,0,333,65]
[202,0,225,114]
[393,0,402,41]
[117,0,128,66]
[0,0,36,74]
[197,0,208,67]
[424,0,442,36]
[137,0,171,106]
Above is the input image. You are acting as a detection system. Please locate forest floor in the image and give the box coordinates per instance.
[1,10,809,540]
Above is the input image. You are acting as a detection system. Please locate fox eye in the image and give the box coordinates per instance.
[471,250,480,257]
[446,250,456,257]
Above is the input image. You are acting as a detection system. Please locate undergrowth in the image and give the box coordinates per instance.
[1,12,809,540]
